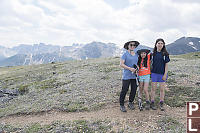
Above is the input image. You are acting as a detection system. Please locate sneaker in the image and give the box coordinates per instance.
[120,105,127,112]
[150,102,157,110]
[145,101,150,110]
[128,102,135,110]
[159,102,165,111]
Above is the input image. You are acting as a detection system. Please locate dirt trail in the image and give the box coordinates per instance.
[0,103,186,130]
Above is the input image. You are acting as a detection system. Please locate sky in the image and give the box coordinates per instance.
[0,0,200,48]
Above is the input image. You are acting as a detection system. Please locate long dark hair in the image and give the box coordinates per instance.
[137,54,148,68]
[153,38,169,56]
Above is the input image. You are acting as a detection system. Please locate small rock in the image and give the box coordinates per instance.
[53,72,56,75]
[5,89,19,96]
[0,96,12,103]
[0,91,4,97]
[195,82,200,86]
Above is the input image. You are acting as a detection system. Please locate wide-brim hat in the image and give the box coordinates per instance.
[137,49,151,55]
[124,41,140,50]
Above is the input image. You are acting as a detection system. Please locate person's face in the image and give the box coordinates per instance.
[128,42,137,50]
[140,52,147,58]
[156,41,164,51]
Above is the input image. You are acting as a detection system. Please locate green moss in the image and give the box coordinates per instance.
[179,74,188,78]
[64,102,89,112]
[58,69,69,74]
[59,89,68,94]
[32,79,69,90]
[168,71,176,76]
[18,84,29,94]
[91,102,106,111]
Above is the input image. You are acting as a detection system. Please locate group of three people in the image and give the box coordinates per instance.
[119,38,170,112]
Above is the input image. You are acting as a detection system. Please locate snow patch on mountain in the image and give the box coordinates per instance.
[188,42,198,50]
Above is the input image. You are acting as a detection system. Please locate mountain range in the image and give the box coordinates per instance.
[0,37,199,66]
[166,37,200,55]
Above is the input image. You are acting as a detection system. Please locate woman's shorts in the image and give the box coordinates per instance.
[151,73,168,82]
[138,74,150,82]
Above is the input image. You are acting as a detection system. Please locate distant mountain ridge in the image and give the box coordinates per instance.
[0,42,152,66]
[0,42,122,66]
[166,37,200,55]
[0,37,199,66]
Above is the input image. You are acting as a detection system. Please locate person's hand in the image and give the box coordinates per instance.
[162,74,167,81]
[130,68,136,73]
[135,70,138,75]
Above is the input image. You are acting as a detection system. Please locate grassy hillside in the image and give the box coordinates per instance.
[0,57,122,116]
[170,51,200,59]
[0,54,200,132]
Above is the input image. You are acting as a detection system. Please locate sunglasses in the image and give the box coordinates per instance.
[129,44,137,47]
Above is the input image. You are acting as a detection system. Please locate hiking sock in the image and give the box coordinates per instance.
[160,100,164,104]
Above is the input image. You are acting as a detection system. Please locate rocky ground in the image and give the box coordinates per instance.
[0,52,200,132]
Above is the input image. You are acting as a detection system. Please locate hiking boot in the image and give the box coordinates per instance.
[150,102,157,110]
[145,101,150,110]
[128,102,135,110]
[120,105,127,112]
[138,101,143,111]
[159,102,165,111]
[139,104,143,111]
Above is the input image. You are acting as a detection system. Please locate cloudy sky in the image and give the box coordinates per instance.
[0,0,199,48]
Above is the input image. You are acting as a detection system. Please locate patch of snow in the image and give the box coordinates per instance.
[51,57,56,62]
[23,54,33,65]
[189,42,194,45]
[2,48,16,57]
[187,42,198,50]
[191,46,198,50]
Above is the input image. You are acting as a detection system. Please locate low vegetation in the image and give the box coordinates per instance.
[0,52,200,132]
[0,120,112,133]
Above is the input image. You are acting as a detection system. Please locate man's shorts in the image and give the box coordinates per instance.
[151,73,168,82]
[138,74,150,82]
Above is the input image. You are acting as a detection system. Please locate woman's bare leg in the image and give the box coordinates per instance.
[151,82,157,101]
[160,82,165,101]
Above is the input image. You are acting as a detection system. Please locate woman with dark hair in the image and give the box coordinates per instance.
[119,40,140,112]
[150,38,170,111]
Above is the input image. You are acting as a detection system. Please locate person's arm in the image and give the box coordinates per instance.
[120,59,136,73]
[162,54,170,80]
[162,63,168,80]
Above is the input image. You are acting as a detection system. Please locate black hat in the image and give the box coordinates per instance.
[124,41,140,50]
[137,49,151,55]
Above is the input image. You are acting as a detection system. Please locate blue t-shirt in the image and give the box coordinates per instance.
[121,50,138,80]
[151,52,170,75]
